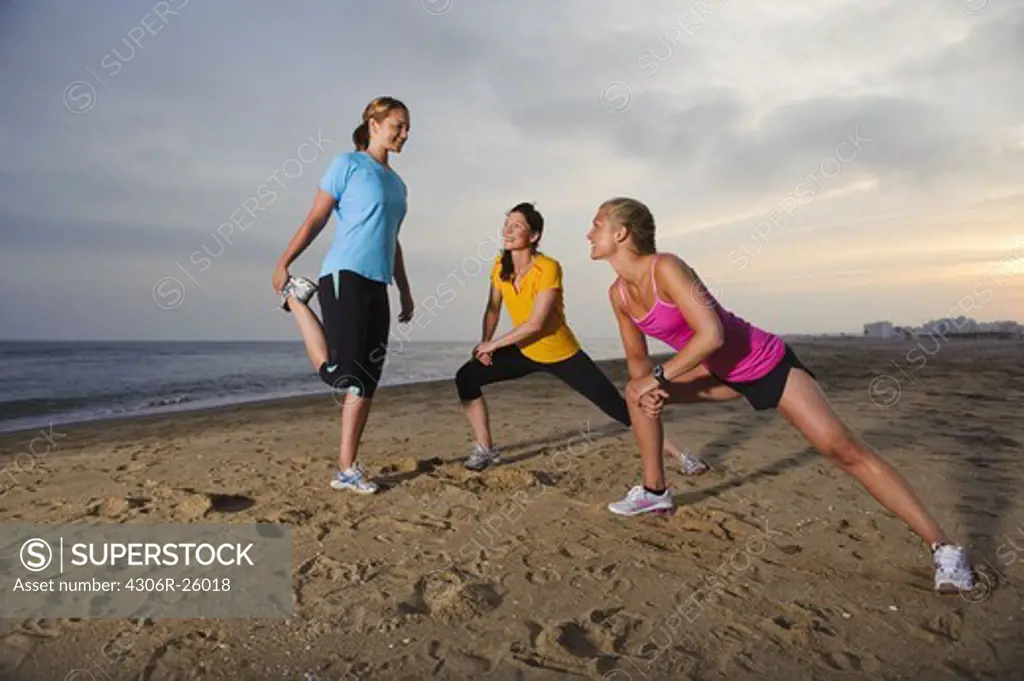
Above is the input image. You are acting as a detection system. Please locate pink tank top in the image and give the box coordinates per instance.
[617,255,785,383]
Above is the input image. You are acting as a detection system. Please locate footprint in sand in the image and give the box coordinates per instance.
[525,568,560,585]
[589,607,648,656]
[87,497,132,519]
[820,650,863,672]
[113,455,148,478]
[274,507,315,525]
[555,621,605,658]
[0,617,93,675]
[922,609,964,642]
[575,562,633,594]
[400,572,504,624]
[557,543,599,561]
[135,628,226,679]
[521,615,633,677]
[0,633,34,677]
[431,647,494,678]
[15,618,65,638]
[533,615,613,659]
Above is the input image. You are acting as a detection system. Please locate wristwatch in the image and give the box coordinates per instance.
[653,364,672,388]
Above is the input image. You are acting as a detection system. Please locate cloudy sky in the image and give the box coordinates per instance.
[1,0,1022,342]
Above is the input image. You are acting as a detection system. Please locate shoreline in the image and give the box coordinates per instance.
[2,334,1020,442]
[0,352,655,449]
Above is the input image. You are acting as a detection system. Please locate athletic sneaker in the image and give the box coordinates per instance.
[933,543,974,594]
[607,485,675,516]
[281,275,318,312]
[330,464,379,494]
[464,442,500,471]
[679,451,710,475]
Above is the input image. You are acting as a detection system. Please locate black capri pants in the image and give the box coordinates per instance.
[316,270,389,399]
[455,345,631,425]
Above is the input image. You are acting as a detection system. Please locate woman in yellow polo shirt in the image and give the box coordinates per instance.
[454,202,708,477]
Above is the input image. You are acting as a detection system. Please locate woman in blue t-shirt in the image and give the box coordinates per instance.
[272,96,415,495]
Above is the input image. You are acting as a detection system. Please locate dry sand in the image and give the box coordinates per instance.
[0,338,1022,680]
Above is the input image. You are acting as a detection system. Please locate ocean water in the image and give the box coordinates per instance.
[0,339,634,433]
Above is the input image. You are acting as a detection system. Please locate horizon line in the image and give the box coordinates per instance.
[0,332,868,344]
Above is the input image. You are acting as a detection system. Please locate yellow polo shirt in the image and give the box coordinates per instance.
[491,253,581,363]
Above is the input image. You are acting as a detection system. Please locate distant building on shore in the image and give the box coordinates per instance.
[863,321,894,338]
[863,317,1022,339]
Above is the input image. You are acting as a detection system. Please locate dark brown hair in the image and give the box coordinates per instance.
[601,197,656,254]
[500,202,544,282]
[352,96,409,151]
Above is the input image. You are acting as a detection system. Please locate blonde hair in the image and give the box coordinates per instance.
[600,197,656,254]
[352,96,408,151]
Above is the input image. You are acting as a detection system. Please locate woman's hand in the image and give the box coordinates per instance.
[272,265,290,295]
[638,388,668,418]
[627,376,667,418]
[399,288,414,323]
[473,341,495,366]
[625,375,657,406]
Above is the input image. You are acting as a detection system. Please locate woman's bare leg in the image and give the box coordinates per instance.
[461,396,493,449]
[608,367,739,515]
[286,295,329,370]
[627,397,668,490]
[339,392,373,470]
[776,369,946,546]
[661,438,681,459]
[288,295,368,471]
[632,365,740,489]
[661,435,711,474]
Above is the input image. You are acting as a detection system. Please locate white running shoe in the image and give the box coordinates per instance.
[330,464,379,495]
[679,451,710,476]
[608,485,675,516]
[281,275,318,312]
[933,543,974,594]
[464,442,500,471]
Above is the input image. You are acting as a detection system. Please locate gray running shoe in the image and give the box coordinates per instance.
[281,275,318,312]
[464,442,500,471]
[330,464,379,495]
[933,543,974,594]
[679,450,710,475]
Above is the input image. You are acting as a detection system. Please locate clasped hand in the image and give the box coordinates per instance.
[626,376,669,418]
[472,341,495,366]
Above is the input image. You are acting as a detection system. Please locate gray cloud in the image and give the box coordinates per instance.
[1,0,1021,340]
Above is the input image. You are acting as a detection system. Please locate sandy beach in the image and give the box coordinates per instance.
[1,338,1022,681]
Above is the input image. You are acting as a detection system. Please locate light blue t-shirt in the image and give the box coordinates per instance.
[318,151,408,285]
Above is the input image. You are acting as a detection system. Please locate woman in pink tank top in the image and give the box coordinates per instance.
[586,197,974,596]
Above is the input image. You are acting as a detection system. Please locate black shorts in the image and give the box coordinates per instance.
[711,344,816,411]
[316,270,390,399]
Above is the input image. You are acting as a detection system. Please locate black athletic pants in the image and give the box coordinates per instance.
[455,346,631,425]
[316,270,390,399]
